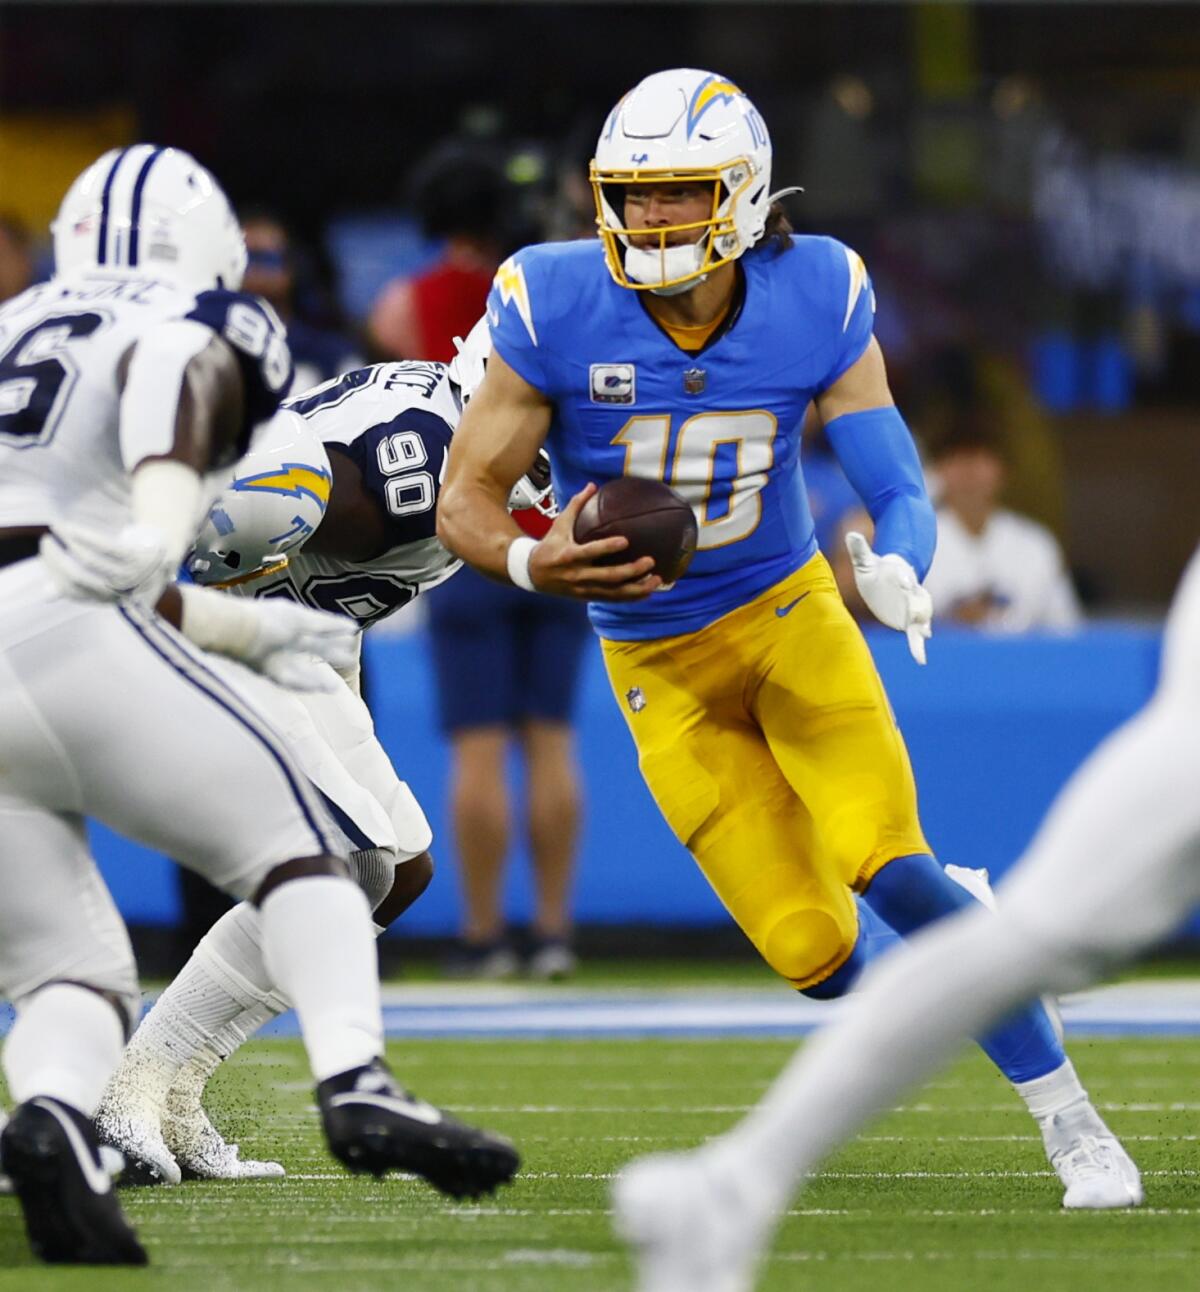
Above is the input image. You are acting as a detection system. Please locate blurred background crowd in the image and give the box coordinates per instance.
[3,0,1197,970]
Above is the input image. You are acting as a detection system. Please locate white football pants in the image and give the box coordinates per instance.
[0,559,341,1015]
[212,655,433,863]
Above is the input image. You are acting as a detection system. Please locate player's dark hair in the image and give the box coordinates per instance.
[756,200,793,253]
[409,142,513,243]
[928,411,1010,464]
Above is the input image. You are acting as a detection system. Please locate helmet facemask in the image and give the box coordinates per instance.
[590,159,759,295]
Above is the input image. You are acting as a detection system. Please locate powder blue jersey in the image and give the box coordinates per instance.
[487,235,875,640]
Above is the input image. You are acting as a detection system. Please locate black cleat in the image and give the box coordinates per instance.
[318,1059,520,1199]
[112,1154,171,1189]
[0,1098,147,1265]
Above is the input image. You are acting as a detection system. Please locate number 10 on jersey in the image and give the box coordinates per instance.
[613,410,777,550]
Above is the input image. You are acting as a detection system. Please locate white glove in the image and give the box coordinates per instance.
[40,521,173,607]
[845,530,933,665]
[248,601,359,692]
[177,586,359,693]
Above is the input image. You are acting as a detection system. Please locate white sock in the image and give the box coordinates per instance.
[1013,1059,1089,1124]
[110,902,286,1109]
[4,984,125,1115]
[164,999,280,1120]
[259,875,382,1083]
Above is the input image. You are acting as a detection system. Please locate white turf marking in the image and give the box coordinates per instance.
[503,1249,598,1267]
[772,1249,1197,1264]
[248,979,1200,1039]
[587,1133,1199,1144]
[238,1197,842,1220]
[290,1168,1197,1183]
[157,1247,1200,1273]
[208,1193,1200,1224]
[408,1102,1200,1115]
[258,1098,1200,1117]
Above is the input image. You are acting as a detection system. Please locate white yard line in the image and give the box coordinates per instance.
[287,1168,1198,1183]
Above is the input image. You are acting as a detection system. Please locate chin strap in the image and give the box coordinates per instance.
[648,276,706,299]
[624,242,710,295]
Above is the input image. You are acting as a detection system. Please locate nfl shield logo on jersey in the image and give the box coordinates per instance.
[625,686,647,714]
[590,363,636,405]
[682,367,707,395]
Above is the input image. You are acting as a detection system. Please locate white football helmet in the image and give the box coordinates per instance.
[449,316,556,521]
[591,69,772,294]
[53,144,247,292]
[188,409,332,585]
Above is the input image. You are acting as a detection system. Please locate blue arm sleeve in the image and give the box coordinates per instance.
[823,405,937,580]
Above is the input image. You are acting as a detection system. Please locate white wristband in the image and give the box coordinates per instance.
[178,584,263,658]
[506,535,539,592]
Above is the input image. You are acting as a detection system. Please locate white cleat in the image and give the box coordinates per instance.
[163,1095,284,1180]
[94,1096,183,1187]
[1042,1103,1143,1209]
[613,1151,772,1292]
[944,863,999,911]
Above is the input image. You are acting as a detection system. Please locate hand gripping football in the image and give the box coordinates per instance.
[573,477,698,585]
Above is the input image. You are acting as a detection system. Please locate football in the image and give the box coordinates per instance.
[573,477,699,584]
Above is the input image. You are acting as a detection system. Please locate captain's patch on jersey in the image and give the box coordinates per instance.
[590,363,636,405]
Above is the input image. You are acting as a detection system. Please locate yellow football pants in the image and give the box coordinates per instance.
[601,553,930,991]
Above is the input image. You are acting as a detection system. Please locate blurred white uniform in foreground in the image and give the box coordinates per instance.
[616,544,1200,1292]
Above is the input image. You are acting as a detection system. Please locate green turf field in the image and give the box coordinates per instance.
[2,1031,1198,1292]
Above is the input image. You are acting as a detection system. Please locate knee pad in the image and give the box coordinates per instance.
[759,906,855,991]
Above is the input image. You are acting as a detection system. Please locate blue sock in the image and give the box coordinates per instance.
[800,900,902,1001]
[863,853,1065,1084]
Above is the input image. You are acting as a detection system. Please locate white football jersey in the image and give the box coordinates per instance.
[0,268,291,533]
[232,361,462,628]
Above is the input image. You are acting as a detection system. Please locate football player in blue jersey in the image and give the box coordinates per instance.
[438,66,1139,1223]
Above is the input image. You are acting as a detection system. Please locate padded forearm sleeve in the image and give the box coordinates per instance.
[129,459,206,570]
[824,405,937,580]
[177,584,263,658]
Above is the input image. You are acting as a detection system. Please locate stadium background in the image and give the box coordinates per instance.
[2,0,1198,958]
